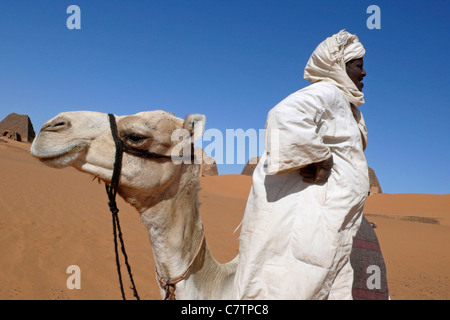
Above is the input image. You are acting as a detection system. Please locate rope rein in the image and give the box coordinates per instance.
[106,113,140,300]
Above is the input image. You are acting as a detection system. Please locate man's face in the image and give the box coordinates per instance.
[346,58,366,91]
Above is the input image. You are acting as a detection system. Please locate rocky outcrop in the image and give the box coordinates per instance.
[0,113,36,142]
[194,147,219,176]
[368,167,382,195]
[241,156,260,176]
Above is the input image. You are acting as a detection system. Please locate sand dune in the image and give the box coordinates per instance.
[0,138,448,299]
[364,194,449,299]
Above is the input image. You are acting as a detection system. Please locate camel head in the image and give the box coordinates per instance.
[31,110,206,200]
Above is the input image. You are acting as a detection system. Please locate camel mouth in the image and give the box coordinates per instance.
[31,140,89,168]
[31,142,87,159]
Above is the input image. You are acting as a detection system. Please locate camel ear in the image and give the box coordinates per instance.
[183,114,205,141]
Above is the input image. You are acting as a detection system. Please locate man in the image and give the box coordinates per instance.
[233,30,370,299]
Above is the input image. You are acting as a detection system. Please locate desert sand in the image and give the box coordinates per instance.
[0,137,448,300]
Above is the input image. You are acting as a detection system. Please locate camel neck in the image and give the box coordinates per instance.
[121,164,236,299]
[135,165,208,295]
[142,196,204,278]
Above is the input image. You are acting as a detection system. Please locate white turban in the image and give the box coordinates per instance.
[303,30,368,149]
[304,29,365,107]
[344,39,365,63]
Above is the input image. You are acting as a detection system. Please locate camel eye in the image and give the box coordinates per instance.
[125,135,147,144]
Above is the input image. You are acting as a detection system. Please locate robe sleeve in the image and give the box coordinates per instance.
[265,86,332,175]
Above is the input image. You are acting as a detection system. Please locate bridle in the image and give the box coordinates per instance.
[105,113,200,300]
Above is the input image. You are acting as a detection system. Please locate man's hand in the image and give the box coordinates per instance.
[299,155,333,183]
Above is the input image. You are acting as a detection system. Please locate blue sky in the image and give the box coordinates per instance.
[0,0,448,194]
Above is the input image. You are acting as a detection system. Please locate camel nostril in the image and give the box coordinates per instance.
[41,117,71,132]
[53,121,67,128]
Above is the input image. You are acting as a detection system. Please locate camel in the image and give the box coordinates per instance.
[30,110,389,300]
[31,110,236,299]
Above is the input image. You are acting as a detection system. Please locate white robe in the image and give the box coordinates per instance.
[233,81,370,299]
